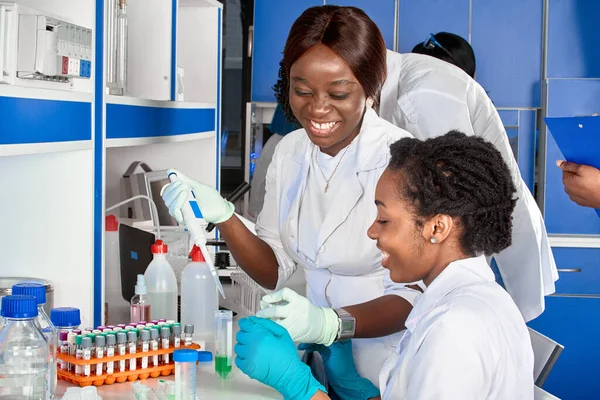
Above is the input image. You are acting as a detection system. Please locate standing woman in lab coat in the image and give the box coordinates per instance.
[161,5,418,393]
[378,49,557,322]
[235,132,535,400]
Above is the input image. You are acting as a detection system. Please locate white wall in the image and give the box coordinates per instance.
[0,150,94,327]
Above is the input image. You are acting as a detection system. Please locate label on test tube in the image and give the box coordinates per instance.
[106,334,116,375]
[82,337,92,377]
[117,332,127,372]
[161,327,170,365]
[128,331,137,371]
[150,328,160,367]
[184,324,194,346]
[75,335,83,375]
[172,325,181,348]
[95,335,105,376]
[59,332,69,371]
[140,330,150,369]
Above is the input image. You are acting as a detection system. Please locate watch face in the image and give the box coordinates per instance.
[341,319,355,332]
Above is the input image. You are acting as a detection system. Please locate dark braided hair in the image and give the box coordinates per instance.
[388,131,517,256]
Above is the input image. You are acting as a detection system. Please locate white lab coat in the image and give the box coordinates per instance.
[379,256,534,400]
[381,51,558,322]
[255,108,421,387]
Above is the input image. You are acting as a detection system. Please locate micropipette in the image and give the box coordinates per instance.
[168,172,226,298]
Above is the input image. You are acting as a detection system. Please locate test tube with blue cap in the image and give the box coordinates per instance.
[167,171,226,298]
[214,310,232,380]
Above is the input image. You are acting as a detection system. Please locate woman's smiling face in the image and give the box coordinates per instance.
[289,44,367,156]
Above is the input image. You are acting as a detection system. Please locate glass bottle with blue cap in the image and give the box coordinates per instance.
[0,295,50,398]
[50,307,81,333]
[12,282,57,398]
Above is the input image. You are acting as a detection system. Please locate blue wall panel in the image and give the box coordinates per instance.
[0,97,91,144]
[252,0,322,102]
[498,110,518,127]
[328,0,396,50]
[528,296,600,400]
[518,110,536,193]
[547,0,600,79]
[543,79,600,234]
[471,0,542,107]
[397,0,469,54]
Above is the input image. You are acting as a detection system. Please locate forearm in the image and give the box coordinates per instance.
[344,295,413,338]
[217,215,279,289]
[311,391,330,400]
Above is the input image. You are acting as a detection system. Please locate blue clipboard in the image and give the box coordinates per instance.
[545,116,600,217]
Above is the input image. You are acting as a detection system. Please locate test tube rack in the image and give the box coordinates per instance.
[230,267,267,315]
[57,343,200,387]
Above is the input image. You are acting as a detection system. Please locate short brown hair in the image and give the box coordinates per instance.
[273,5,387,122]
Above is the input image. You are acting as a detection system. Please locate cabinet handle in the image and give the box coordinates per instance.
[557,268,582,273]
[247,25,254,58]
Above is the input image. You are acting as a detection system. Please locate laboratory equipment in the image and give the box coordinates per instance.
[144,240,178,321]
[160,327,171,365]
[59,331,70,371]
[117,332,127,372]
[12,282,57,398]
[130,274,151,323]
[82,337,92,377]
[140,329,150,369]
[106,333,116,374]
[0,295,49,398]
[167,172,226,298]
[184,324,194,346]
[150,328,160,367]
[173,349,197,400]
[230,267,267,315]
[0,2,92,85]
[50,307,81,332]
[172,324,181,348]
[181,245,217,347]
[1,277,54,315]
[127,331,137,371]
[62,386,101,400]
[95,335,106,377]
[112,0,128,95]
[214,310,233,379]
[106,0,118,88]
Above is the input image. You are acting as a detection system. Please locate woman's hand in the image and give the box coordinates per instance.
[235,316,326,400]
[160,168,235,224]
[300,341,380,400]
[257,288,339,345]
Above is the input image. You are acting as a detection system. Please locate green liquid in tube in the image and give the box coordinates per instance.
[215,355,232,379]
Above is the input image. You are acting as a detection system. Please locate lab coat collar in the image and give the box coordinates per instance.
[405,255,494,332]
[291,107,390,172]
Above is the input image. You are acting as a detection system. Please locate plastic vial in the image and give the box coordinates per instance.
[50,307,81,333]
[214,310,233,379]
[75,335,84,375]
[173,349,197,400]
[150,328,160,367]
[172,324,182,348]
[131,274,151,323]
[106,334,116,375]
[181,245,218,347]
[160,327,171,365]
[117,332,127,372]
[112,0,128,95]
[184,324,194,346]
[139,329,150,369]
[67,332,77,373]
[82,337,92,377]
[59,331,70,371]
[127,331,137,371]
[13,282,58,398]
[95,335,106,376]
[145,241,178,321]
[0,295,49,398]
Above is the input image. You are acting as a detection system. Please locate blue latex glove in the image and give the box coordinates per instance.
[299,341,380,400]
[235,316,327,400]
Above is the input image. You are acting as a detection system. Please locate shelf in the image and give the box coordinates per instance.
[549,235,600,248]
[179,0,223,8]
[105,96,216,147]
[0,86,92,156]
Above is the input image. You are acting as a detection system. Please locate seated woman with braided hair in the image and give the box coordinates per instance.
[235,132,534,400]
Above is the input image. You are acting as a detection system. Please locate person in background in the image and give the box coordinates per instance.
[241,132,534,400]
[412,32,476,79]
[162,5,419,395]
[378,45,557,324]
[557,160,600,209]
[247,101,300,223]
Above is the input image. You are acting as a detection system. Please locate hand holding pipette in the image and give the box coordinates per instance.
[161,169,232,298]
